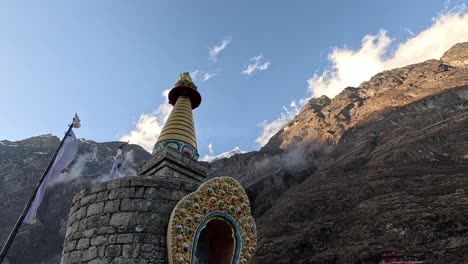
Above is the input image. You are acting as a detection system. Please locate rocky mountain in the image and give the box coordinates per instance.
[0,42,467,264]
[207,42,468,263]
[0,136,150,263]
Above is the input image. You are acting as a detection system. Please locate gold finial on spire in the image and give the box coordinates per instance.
[178,72,193,83]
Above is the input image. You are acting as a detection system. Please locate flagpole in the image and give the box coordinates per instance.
[0,121,75,263]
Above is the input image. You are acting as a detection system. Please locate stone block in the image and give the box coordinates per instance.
[143,187,157,199]
[162,180,180,189]
[87,215,110,229]
[104,200,121,213]
[131,178,161,187]
[83,228,96,238]
[133,233,158,243]
[136,213,162,226]
[117,234,134,244]
[134,187,145,198]
[76,206,87,220]
[82,246,98,261]
[122,244,140,259]
[81,194,97,206]
[89,258,109,264]
[91,235,108,246]
[79,219,88,231]
[106,244,122,258]
[64,240,77,253]
[109,188,135,200]
[96,191,109,202]
[96,226,116,235]
[110,212,136,227]
[108,234,117,244]
[140,244,154,252]
[76,238,90,250]
[68,250,83,264]
[120,199,152,212]
[67,221,79,238]
[87,202,104,216]
[170,190,185,200]
[71,232,83,240]
[88,183,108,194]
[97,245,106,258]
[152,201,176,214]
[113,257,140,264]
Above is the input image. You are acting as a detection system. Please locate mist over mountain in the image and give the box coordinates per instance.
[1,42,467,263]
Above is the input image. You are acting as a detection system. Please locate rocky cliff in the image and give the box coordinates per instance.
[208,42,468,263]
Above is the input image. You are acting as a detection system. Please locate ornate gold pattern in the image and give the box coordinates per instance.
[167,177,257,264]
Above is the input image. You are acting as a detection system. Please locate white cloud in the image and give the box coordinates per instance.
[242,55,271,75]
[208,143,214,155]
[256,101,299,147]
[191,70,217,82]
[256,9,468,147]
[203,72,217,81]
[308,9,468,98]
[209,36,232,61]
[190,70,200,81]
[119,89,172,152]
[403,27,415,36]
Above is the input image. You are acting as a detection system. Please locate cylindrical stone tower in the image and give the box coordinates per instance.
[61,73,208,264]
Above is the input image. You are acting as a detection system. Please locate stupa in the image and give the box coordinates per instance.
[60,73,257,264]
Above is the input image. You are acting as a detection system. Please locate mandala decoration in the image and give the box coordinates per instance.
[153,140,199,160]
[167,177,257,264]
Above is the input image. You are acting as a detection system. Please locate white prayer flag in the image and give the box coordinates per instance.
[109,146,124,180]
[23,130,79,224]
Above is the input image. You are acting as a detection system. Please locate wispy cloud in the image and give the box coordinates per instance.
[256,8,468,147]
[119,89,172,152]
[208,143,214,155]
[209,36,232,62]
[203,72,217,81]
[190,70,216,82]
[242,55,271,76]
[190,70,200,81]
[403,27,415,36]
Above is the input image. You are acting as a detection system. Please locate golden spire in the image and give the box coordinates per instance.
[154,72,201,159]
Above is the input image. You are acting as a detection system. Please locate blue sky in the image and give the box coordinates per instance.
[1,1,467,158]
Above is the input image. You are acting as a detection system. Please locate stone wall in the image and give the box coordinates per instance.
[60,176,199,264]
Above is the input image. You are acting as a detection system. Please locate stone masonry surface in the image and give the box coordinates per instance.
[60,175,199,264]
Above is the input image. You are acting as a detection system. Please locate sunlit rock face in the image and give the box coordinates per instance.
[441,42,468,67]
[208,42,468,264]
